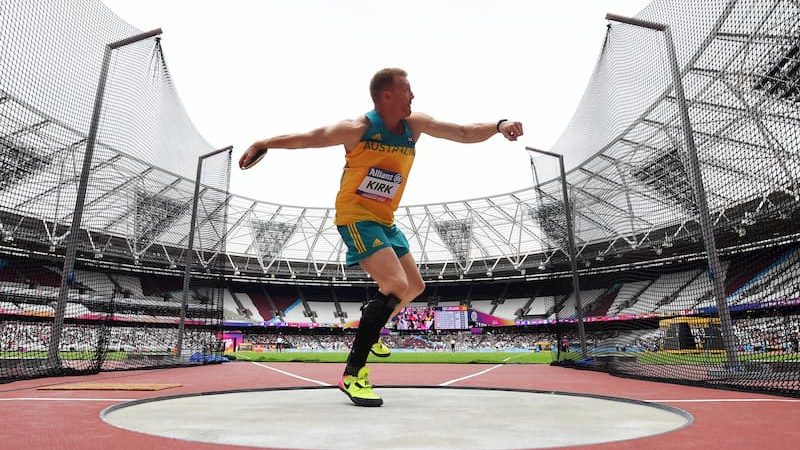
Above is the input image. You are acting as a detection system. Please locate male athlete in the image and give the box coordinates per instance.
[239,68,523,406]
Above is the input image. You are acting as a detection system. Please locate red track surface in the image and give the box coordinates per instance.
[0,362,797,450]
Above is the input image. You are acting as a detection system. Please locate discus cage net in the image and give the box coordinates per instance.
[0,0,229,382]
[537,0,800,397]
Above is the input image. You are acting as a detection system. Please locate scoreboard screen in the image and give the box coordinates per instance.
[395,305,470,330]
[433,305,469,330]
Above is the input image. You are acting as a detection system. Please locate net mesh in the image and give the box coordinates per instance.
[0,0,229,382]
[539,0,800,397]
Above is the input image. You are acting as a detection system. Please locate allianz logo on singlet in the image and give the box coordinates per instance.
[368,168,403,184]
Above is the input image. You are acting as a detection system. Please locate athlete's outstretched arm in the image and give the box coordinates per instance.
[408,113,523,144]
[239,119,366,169]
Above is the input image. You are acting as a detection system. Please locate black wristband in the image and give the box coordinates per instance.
[496,119,508,133]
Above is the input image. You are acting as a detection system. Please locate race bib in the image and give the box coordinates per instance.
[356,167,403,203]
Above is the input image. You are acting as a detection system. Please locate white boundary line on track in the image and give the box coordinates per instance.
[251,362,330,386]
[645,398,800,403]
[2,397,795,403]
[438,364,505,386]
[0,397,135,402]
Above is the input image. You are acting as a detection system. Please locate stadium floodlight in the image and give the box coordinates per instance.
[538,263,546,271]
[606,12,738,367]
[527,146,587,358]
[486,271,493,277]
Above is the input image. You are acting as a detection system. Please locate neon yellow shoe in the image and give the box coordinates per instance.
[339,367,383,407]
[370,338,391,357]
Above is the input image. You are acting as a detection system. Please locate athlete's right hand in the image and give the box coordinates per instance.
[239,143,267,170]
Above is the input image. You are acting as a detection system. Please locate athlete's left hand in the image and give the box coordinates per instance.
[499,121,524,141]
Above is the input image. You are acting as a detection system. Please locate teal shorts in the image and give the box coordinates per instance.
[337,221,410,267]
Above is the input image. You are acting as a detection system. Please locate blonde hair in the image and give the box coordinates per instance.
[369,68,407,102]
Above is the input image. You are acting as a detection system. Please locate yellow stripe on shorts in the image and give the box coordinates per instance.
[348,224,366,253]
[350,224,366,253]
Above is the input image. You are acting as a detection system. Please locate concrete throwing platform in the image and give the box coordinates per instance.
[101,386,692,449]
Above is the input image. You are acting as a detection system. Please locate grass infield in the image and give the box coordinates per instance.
[226,351,554,364]
[229,350,798,365]
[634,351,799,364]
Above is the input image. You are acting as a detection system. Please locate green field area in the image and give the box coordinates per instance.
[227,351,554,364]
[5,350,795,365]
[553,351,798,365]
[634,351,799,364]
[229,350,799,365]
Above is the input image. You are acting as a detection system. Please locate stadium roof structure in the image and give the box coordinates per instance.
[2,0,800,283]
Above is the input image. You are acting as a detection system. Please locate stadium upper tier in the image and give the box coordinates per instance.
[2,0,800,280]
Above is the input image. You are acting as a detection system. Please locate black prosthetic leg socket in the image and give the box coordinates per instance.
[345,292,401,375]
